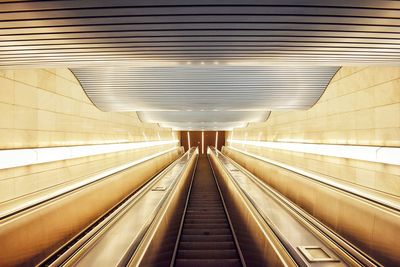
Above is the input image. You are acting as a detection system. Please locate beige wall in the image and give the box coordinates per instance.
[226,66,400,196]
[0,68,178,149]
[0,68,180,202]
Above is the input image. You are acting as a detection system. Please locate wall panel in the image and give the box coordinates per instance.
[0,68,179,202]
[180,131,225,153]
[226,66,400,196]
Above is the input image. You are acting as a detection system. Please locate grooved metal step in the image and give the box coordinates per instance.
[175,259,242,267]
[173,156,242,267]
[177,249,238,259]
[179,242,236,250]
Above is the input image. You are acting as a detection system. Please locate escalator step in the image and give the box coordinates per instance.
[182,228,231,235]
[184,218,227,224]
[174,156,242,266]
[185,215,226,219]
[186,211,224,215]
[179,241,236,250]
[175,259,242,267]
[177,249,238,259]
[183,223,229,229]
[180,234,234,242]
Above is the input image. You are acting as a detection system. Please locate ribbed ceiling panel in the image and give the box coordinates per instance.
[159,122,248,131]
[0,1,400,67]
[138,111,269,131]
[1,1,395,130]
[138,111,270,123]
[72,66,337,111]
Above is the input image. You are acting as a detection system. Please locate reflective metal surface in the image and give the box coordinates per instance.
[209,148,296,267]
[72,66,336,130]
[1,1,399,130]
[223,146,400,266]
[0,149,181,267]
[138,111,270,131]
[57,149,197,267]
[226,146,400,211]
[1,1,400,66]
[0,148,179,220]
[211,148,355,267]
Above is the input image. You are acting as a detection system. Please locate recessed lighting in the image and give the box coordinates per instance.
[227,139,400,165]
[0,140,179,170]
[200,61,205,65]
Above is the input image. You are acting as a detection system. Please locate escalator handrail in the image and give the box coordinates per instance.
[207,153,247,267]
[225,146,400,213]
[169,148,199,267]
[42,148,196,267]
[126,147,198,267]
[213,148,381,267]
[0,147,180,221]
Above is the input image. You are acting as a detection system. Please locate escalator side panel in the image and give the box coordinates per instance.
[223,146,400,266]
[132,151,197,267]
[209,152,295,267]
[0,149,181,267]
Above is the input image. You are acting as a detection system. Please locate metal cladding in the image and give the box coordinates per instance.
[72,66,337,130]
[138,111,270,131]
[1,1,400,66]
[1,0,399,129]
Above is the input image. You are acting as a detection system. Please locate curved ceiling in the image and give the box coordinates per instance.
[72,66,337,111]
[1,1,398,130]
[72,65,337,130]
[137,111,270,131]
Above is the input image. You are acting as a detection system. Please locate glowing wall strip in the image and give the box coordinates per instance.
[227,146,400,211]
[0,140,179,170]
[227,139,400,165]
[187,132,191,151]
[215,131,219,150]
[0,147,178,219]
[201,131,205,154]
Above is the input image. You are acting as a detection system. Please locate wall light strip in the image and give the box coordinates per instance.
[187,131,191,151]
[202,131,205,154]
[227,139,400,165]
[0,140,179,170]
[227,146,400,211]
[0,147,178,219]
[215,131,219,149]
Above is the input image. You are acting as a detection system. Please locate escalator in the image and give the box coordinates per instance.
[172,155,243,267]
[17,148,385,267]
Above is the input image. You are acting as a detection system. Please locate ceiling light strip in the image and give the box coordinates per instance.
[227,139,400,165]
[0,140,179,170]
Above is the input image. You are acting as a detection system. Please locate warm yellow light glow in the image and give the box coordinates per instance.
[187,131,191,151]
[0,147,178,218]
[227,139,400,165]
[228,146,400,210]
[202,131,205,154]
[215,131,219,150]
[0,140,179,170]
